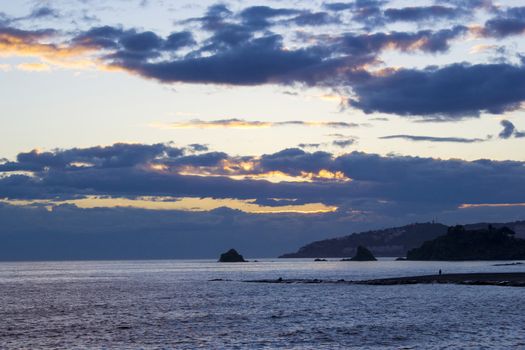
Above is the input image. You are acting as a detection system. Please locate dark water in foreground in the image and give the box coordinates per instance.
[1,259,524,349]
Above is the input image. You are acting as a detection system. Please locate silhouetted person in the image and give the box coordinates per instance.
[439,269,442,276]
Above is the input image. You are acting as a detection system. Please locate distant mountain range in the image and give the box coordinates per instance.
[279,221,525,258]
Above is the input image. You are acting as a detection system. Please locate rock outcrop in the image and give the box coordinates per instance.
[218,249,246,262]
[351,246,377,261]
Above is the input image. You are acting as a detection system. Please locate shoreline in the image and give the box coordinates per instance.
[242,272,525,287]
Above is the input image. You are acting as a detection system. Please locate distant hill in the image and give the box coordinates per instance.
[279,222,448,258]
[279,221,525,258]
[407,225,525,261]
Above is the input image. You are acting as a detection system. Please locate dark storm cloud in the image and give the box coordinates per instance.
[71,26,194,54]
[167,152,229,167]
[499,120,525,139]
[0,143,183,172]
[499,120,515,139]
[435,0,492,8]
[323,1,387,12]
[288,12,340,26]
[0,26,56,40]
[333,151,525,204]
[8,6,62,21]
[337,26,467,56]
[483,18,525,38]
[119,31,163,52]
[349,63,525,118]
[5,2,525,118]
[0,6,61,24]
[258,148,334,176]
[323,2,355,11]
[323,0,387,28]
[384,6,460,23]
[239,5,299,29]
[185,3,233,31]
[165,31,196,50]
[479,7,525,38]
[324,1,467,27]
[71,25,127,49]
[380,135,488,143]
[114,35,337,85]
[28,6,60,19]
[324,3,466,25]
[101,22,464,86]
[2,143,525,207]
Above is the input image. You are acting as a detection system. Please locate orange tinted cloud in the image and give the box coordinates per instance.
[17,62,51,71]
[0,31,106,71]
[1,196,337,214]
[152,118,360,129]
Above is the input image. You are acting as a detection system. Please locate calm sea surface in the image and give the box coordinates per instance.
[1,259,524,349]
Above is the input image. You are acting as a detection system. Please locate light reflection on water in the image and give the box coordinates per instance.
[1,259,524,349]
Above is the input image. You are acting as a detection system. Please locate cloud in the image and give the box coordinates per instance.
[154,118,360,129]
[332,139,357,147]
[2,142,525,259]
[499,120,515,139]
[165,31,196,50]
[337,26,467,56]
[187,143,209,152]
[288,12,341,26]
[499,120,525,139]
[0,143,183,172]
[349,62,525,118]
[16,62,51,71]
[324,0,387,28]
[0,26,98,70]
[298,143,322,149]
[1,143,525,212]
[71,25,195,57]
[61,3,465,88]
[380,134,488,143]
[477,7,525,38]
[1,6,61,24]
[27,6,60,20]
[329,134,359,148]
[481,19,525,38]
[0,26,56,41]
[1,3,523,118]
[435,0,492,8]
[112,34,342,85]
[324,2,468,27]
[383,6,461,23]
[239,5,299,29]
[105,25,464,87]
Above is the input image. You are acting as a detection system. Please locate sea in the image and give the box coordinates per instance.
[1,258,524,349]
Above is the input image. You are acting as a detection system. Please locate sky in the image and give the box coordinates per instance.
[1,0,525,259]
